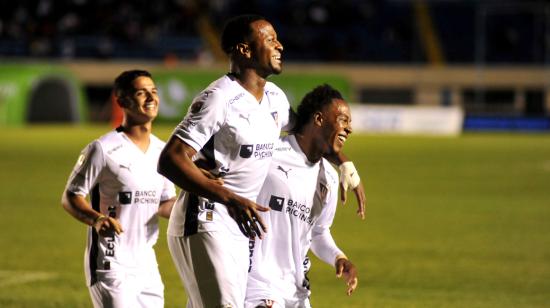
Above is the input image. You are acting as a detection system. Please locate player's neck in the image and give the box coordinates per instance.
[119,121,152,152]
[294,132,322,163]
[228,68,267,102]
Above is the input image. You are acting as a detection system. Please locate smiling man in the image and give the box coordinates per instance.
[247,84,359,308]
[62,70,176,308]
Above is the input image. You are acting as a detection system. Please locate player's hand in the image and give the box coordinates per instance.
[335,257,358,296]
[226,195,269,239]
[339,162,366,219]
[93,215,123,237]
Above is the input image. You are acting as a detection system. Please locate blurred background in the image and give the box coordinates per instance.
[1,0,550,132]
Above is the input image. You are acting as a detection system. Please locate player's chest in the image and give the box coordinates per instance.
[226,102,280,132]
[220,104,280,156]
[103,150,161,186]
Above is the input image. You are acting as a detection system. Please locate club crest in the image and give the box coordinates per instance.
[271,111,278,124]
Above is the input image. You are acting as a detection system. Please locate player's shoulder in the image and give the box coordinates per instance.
[264,81,287,98]
[149,133,167,151]
[273,135,293,153]
[149,133,165,144]
[95,129,125,155]
[193,75,242,106]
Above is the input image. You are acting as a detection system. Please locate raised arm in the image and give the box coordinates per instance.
[157,136,269,238]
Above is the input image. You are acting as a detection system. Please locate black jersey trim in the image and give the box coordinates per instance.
[88,184,100,286]
[183,194,200,236]
[196,136,216,170]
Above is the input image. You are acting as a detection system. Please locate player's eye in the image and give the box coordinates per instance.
[338,116,350,125]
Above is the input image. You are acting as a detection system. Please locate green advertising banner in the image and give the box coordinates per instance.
[152,69,351,122]
[0,64,87,125]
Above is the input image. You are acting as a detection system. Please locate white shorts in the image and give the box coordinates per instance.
[168,231,250,308]
[88,267,164,308]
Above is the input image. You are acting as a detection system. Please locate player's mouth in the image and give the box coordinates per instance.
[144,102,157,110]
[337,133,347,144]
[273,54,281,63]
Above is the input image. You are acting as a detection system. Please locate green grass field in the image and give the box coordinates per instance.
[1,125,549,307]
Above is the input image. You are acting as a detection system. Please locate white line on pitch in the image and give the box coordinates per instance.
[0,270,58,288]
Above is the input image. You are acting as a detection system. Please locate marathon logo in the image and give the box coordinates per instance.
[228,93,245,105]
[269,195,285,211]
[107,144,123,155]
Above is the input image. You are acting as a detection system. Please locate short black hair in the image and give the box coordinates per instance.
[113,69,152,97]
[221,14,266,54]
[294,84,344,133]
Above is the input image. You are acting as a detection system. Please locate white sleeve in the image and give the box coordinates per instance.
[310,174,344,267]
[160,176,177,201]
[65,140,105,197]
[280,94,293,133]
[267,83,293,132]
[171,89,227,152]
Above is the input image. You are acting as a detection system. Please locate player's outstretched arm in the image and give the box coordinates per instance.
[324,151,366,219]
[61,191,123,236]
[335,256,358,296]
[158,136,269,238]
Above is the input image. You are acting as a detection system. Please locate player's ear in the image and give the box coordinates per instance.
[236,43,251,58]
[313,111,323,127]
[116,95,130,109]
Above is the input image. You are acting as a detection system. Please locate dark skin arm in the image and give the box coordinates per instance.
[157,136,269,238]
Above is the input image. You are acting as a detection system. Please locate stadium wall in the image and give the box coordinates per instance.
[1,61,549,132]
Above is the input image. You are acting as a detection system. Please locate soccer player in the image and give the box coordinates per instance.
[246,84,358,308]
[61,70,177,308]
[157,15,363,308]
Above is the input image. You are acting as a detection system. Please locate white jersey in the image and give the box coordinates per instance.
[247,135,344,305]
[65,128,176,286]
[167,74,291,238]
